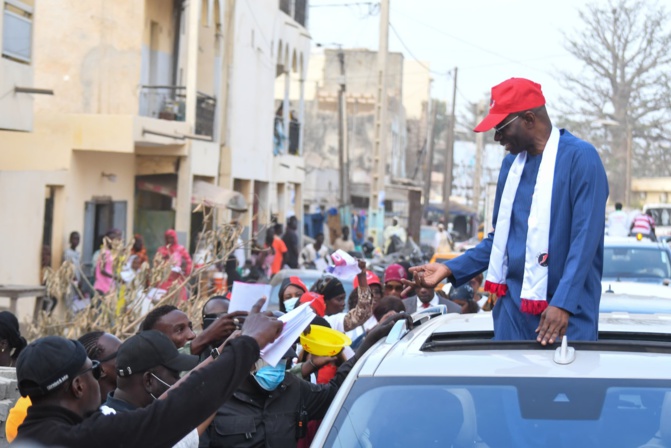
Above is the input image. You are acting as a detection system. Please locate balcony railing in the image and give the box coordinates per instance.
[139,86,216,138]
[139,85,186,122]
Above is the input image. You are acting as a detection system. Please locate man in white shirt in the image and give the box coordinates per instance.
[300,233,330,269]
[433,224,453,252]
[607,203,629,237]
[63,231,81,282]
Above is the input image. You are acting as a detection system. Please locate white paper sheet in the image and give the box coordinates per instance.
[228,281,271,313]
[260,302,316,367]
[327,249,361,279]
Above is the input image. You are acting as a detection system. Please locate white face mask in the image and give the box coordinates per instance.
[284,297,300,312]
[148,372,172,400]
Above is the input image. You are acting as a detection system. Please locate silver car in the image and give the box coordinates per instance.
[312,311,671,448]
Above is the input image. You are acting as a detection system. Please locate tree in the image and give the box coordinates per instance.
[559,0,671,204]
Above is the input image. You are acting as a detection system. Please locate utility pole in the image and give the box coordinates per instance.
[442,67,457,225]
[337,48,349,209]
[422,96,437,208]
[369,0,389,248]
[472,99,486,212]
[625,122,632,208]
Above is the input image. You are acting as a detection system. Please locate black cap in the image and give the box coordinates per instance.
[17,336,88,398]
[450,284,475,302]
[116,330,198,377]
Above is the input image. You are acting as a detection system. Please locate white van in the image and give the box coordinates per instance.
[643,204,671,237]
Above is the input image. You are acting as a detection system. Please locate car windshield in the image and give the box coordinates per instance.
[603,247,671,279]
[324,377,671,448]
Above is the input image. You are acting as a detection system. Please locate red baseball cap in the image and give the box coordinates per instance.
[474,78,546,132]
[384,264,407,283]
[353,271,381,288]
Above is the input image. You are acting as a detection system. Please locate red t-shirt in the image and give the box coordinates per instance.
[271,237,287,274]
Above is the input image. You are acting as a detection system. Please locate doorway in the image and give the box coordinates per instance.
[82,200,127,277]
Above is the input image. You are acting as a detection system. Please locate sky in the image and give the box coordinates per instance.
[308,0,598,118]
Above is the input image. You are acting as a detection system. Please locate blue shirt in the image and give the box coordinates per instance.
[446,130,609,340]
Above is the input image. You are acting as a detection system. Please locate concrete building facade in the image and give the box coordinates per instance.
[0,0,310,322]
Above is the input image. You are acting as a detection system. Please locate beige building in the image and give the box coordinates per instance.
[631,177,671,206]
[288,48,431,243]
[0,0,309,321]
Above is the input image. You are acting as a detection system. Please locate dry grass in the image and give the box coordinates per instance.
[28,216,250,341]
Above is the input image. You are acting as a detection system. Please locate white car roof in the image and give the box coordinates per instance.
[358,312,671,380]
[601,282,671,298]
[604,236,665,247]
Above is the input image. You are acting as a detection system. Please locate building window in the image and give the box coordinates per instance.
[660,192,668,204]
[2,0,33,64]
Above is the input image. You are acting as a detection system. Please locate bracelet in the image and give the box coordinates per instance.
[308,359,317,370]
[211,347,220,359]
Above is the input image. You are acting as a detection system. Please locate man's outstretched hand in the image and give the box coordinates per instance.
[241,298,283,349]
[401,263,452,296]
[536,305,569,346]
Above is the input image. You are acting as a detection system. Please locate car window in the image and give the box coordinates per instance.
[324,377,671,448]
[647,208,671,227]
[603,247,671,279]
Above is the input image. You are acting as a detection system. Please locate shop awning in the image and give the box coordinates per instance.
[137,179,247,211]
[192,180,248,211]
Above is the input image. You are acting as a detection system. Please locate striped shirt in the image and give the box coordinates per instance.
[631,214,655,234]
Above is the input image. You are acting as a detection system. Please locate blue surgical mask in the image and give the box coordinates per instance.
[253,363,286,391]
[284,297,300,312]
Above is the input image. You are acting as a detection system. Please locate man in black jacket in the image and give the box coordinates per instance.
[14,299,282,448]
[201,313,410,447]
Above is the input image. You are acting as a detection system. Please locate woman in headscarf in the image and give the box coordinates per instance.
[277,276,308,313]
[0,311,26,367]
[156,229,193,301]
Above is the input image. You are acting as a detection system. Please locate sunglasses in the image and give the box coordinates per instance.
[494,115,520,135]
[77,360,102,380]
[384,283,404,293]
[202,312,228,320]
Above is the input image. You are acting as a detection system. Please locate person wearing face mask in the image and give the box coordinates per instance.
[201,312,410,447]
[278,276,308,313]
[103,330,204,447]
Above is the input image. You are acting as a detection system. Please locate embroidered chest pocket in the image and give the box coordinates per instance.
[211,415,257,446]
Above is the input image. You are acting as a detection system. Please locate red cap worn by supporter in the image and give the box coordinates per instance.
[353,270,381,288]
[384,264,407,283]
[474,78,546,132]
[300,292,326,317]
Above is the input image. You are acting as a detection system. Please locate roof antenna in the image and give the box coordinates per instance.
[554,336,576,365]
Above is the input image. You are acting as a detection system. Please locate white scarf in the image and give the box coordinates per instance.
[484,127,560,314]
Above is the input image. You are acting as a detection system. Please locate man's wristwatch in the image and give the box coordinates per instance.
[211,347,220,359]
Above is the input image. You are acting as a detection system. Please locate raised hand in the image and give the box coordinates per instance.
[401,263,452,296]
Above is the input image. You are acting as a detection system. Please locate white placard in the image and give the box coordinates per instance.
[228,281,271,313]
